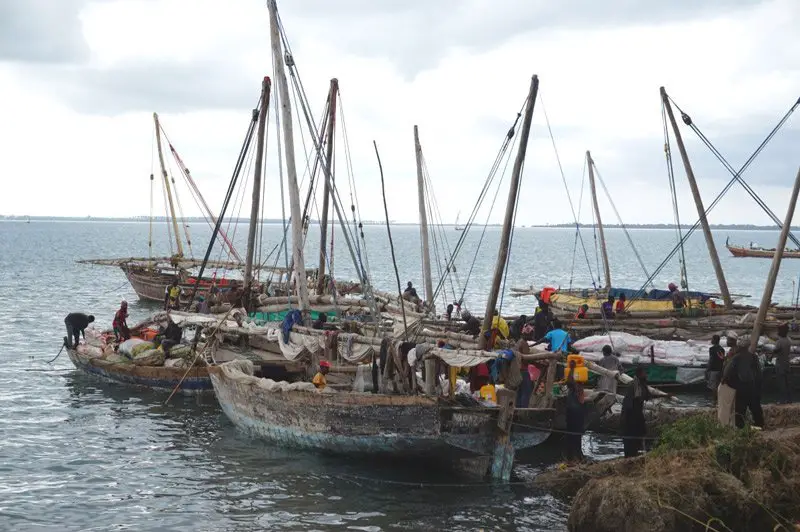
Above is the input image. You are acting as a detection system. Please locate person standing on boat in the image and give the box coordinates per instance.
[491,309,509,341]
[404,282,418,300]
[615,294,627,314]
[164,278,182,311]
[620,366,651,458]
[445,303,454,322]
[575,304,589,320]
[722,345,765,429]
[113,301,130,342]
[313,360,331,389]
[564,359,586,462]
[706,335,725,403]
[597,345,622,394]
[64,313,95,349]
[770,324,792,404]
[459,310,481,338]
[601,297,614,320]
[510,314,528,341]
[533,304,552,341]
[534,319,574,354]
[668,283,686,311]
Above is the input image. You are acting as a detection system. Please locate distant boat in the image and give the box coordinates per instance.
[725,237,800,259]
[455,211,464,231]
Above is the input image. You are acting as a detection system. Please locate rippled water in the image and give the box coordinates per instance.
[0,220,793,530]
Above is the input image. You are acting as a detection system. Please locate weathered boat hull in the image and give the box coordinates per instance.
[727,244,800,259]
[209,362,553,478]
[68,348,213,395]
[122,265,243,305]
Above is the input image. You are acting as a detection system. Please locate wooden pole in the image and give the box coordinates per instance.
[268,0,311,322]
[414,125,435,309]
[587,151,611,290]
[749,166,800,353]
[153,112,184,257]
[243,77,271,309]
[478,74,539,349]
[661,87,732,310]
[316,79,338,295]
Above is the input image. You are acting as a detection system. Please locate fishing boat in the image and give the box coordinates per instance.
[726,238,800,259]
[454,211,464,231]
[207,3,560,480]
[65,319,214,395]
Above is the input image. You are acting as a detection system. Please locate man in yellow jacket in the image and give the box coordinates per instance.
[491,309,509,340]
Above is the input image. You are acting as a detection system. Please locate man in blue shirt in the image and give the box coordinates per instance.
[533,319,574,354]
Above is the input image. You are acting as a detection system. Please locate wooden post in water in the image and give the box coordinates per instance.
[414,125,435,310]
[242,77,271,309]
[316,79,338,295]
[749,166,800,353]
[587,151,611,290]
[478,75,539,350]
[153,112,184,257]
[661,87,732,310]
[268,0,311,322]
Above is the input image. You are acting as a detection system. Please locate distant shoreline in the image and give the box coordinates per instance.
[0,216,795,231]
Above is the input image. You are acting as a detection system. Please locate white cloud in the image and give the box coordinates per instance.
[0,0,798,228]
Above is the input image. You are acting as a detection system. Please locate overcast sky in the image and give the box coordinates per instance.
[1,0,798,225]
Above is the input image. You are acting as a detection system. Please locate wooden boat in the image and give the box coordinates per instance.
[210,359,552,476]
[726,238,800,259]
[550,290,713,314]
[66,333,213,395]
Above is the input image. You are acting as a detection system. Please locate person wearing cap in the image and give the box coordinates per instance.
[64,312,95,349]
[313,360,331,389]
[113,301,130,342]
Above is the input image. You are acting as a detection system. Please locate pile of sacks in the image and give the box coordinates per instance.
[118,338,165,366]
[573,332,713,367]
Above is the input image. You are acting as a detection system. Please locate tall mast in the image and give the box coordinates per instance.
[268,0,311,320]
[587,151,611,290]
[414,125,434,309]
[479,75,539,350]
[749,166,800,353]
[243,77,271,309]
[661,87,732,309]
[316,79,338,294]
[153,112,184,257]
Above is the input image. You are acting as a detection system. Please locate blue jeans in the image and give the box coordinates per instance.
[516,370,533,407]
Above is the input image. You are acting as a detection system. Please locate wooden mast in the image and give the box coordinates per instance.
[414,125,434,309]
[586,150,611,290]
[316,79,338,295]
[243,77,271,309]
[660,87,733,310]
[268,0,311,321]
[153,112,184,257]
[478,75,539,350]
[749,166,800,353]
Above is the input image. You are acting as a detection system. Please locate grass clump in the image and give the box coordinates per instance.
[651,415,734,456]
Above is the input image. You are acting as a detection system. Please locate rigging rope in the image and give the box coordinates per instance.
[569,158,587,290]
[624,96,799,308]
[669,95,800,248]
[540,93,598,291]
[661,102,689,291]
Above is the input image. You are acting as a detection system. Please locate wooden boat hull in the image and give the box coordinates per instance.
[122,265,243,305]
[551,293,706,313]
[726,244,800,259]
[209,362,553,478]
[68,348,213,395]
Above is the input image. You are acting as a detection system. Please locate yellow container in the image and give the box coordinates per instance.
[479,384,497,403]
[567,354,585,367]
[565,366,589,383]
